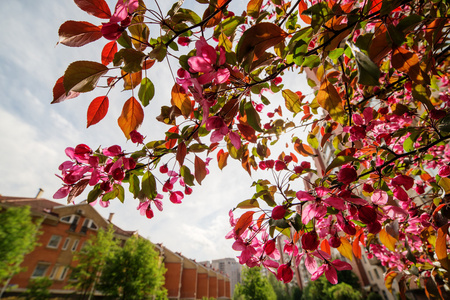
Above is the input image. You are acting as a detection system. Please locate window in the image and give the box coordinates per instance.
[62,238,71,250]
[69,215,80,232]
[71,239,79,252]
[47,235,62,249]
[80,219,98,234]
[32,262,50,277]
[49,265,68,280]
[368,270,373,280]
[374,268,380,279]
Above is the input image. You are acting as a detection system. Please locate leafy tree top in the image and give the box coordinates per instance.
[52,0,450,298]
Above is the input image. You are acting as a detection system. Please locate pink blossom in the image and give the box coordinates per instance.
[169,191,184,204]
[438,165,450,177]
[311,260,352,284]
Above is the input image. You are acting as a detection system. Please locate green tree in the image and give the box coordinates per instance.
[68,226,119,299]
[234,267,276,300]
[267,272,290,300]
[97,236,166,300]
[24,277,52,300]
[0,206,40,292]
[301,271,362,300]
[327,282,362,300]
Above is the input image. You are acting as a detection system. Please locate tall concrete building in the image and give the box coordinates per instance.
[211,258,241,296]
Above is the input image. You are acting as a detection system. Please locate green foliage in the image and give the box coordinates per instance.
[233,267,276,300]
[0,206,40,284]
[267,272,291,300]
[367,292,384,300]
[68,226,119,299]
[97,236,167,300]
[301,271,362,300]
[24,277,52,300]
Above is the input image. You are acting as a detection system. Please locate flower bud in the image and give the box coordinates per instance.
[337,165,358,185]
[272,206,286,220]
[328,236,341,248]
[301,231,320,251]
[264,239,276,255]
[358,205,377,224]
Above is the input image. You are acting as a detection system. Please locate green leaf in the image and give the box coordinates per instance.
[325,156,360,174]
[244,101,263,132]
[115,184,125,203]
[213,16,245,38]
[412,84,433,110]
[113,49,145,73]
[142,171,157,199]
[138,78,155,107]
[282,89,302,114]
[307,133,319,149]
[171,8,201,25]
[129,174,140,198]
[348,43,380,86]
[303,1,331,32]
[236,199,260,209]
[63,61,108,93]
[87,185,103,203]
[180,165,195,186]
[117,31,132,49]
[148,43,167,62]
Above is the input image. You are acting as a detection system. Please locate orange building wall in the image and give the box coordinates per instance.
[218,278,224,298]
[180,268,197,299]
[225,279,231,298]
[165,262,182,298]
[209,275,218,299]
[196,273,209,299]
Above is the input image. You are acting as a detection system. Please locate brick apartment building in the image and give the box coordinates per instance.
[0,195,231,299]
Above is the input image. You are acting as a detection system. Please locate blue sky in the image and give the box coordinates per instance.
[0,0,312,262]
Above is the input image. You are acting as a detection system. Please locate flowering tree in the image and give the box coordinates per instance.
[53,0,450,298]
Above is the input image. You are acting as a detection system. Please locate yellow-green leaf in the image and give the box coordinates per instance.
[385,271,398,293]
[379,229,397,251]
[282,89,302,114]
[171,83,192,118]
[337,237,353,261]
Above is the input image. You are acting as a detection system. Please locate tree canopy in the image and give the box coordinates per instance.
[53,0,450,298]
[234,266,276,300]
[0,206,39,285]
[97,235,166,300]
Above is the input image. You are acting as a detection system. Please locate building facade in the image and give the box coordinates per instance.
[0,195,230,299]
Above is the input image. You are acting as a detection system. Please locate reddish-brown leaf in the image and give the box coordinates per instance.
[219,97,240,125]
[122,70,142,90]
[336,148,357,157]
[58,21,102,47]
[101,41,117,65]
[87,96,109,127]
[247,0,263,17]
[352,230,363,259]
[316,79,345,124]
[51,76,80,104]
[117,97,144,138]
[194,155,207,185]
[436,224,450,270]
[142,59,156,70]
[234,211,255,237]
[74,0,111,19]
[237,124,257,143]
[391,46,425,84]
[171,83,192,118]
[385,271,398,293]
[64,60,109,94]
[257,213,265,230]
[236,23,288,63]
[294,140,315,157]
[298,0,311,24]
[217,149,229,170]
[176,142,187,166]
[202,0,228,28]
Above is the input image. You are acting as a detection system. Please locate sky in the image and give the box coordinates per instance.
[0,0,312,262]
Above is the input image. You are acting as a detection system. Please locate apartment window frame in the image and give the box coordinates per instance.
[71,239,79,252]
[47,235,62,249]
[31,262,50,278]
[62,237,71,250]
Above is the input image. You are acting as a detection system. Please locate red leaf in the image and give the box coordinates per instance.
[101,41,117,65]
[234,211,255,237]
[237,124,257,143]
[294,140,315,157]
[217,149,229,170]
[176,142,187,166]
[117,97,144,138]
[87,96,109,127]
[74,0,111,19]
[320,239,331,256]
[436,224,450,270]
[194,155,207,185]
[165,126,178,149]
[52,76,80,104]
[142,59,156,70]
[298,0,311,24]
[58,21,102,47]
